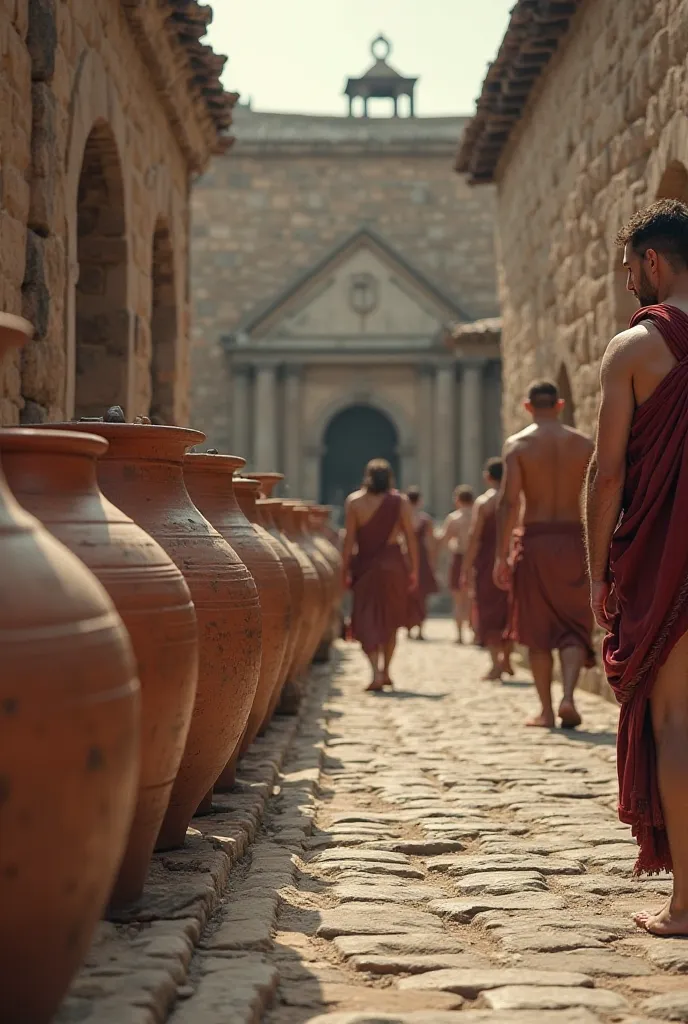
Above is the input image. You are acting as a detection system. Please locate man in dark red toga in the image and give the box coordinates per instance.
[495,380,594,729]
[341,459,419,691]
[586,200,688,935]
[461,458,512,680]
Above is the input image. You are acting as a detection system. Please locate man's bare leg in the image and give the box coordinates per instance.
[482,645,503,681]
[635,630,688,936]
[382,633,398,688]
[502,640,515,676]
[527,649,555,727]
[451,591,464,643]
[558,646,585,728]
[365,646,385,691]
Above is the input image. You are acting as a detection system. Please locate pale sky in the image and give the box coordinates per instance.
[206,1,514,117]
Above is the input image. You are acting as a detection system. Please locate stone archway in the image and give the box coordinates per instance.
[149,219,177,424]
[320,404,400,507]
[74,121,129,418]
[557,363,576,427]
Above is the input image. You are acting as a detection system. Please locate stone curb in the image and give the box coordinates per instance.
[54,676,320,1024]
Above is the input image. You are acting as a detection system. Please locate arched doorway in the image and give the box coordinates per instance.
[557,363,576,427]
[74,122,129,418]
[320,404,400,508]
[149,219,177,424]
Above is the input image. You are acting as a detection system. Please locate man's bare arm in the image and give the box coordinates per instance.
[496,443,522,561]
[460,499,486,584]
[400,497,420,580]
[435,514,455,545]
[340,498,357,583]
[585,338,634,624]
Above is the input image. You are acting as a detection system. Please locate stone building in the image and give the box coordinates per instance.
[191,38,501,515]
[457,0,687,439]
[0,0,232,426]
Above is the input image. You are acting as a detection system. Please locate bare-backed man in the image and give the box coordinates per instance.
[494,380,594,728]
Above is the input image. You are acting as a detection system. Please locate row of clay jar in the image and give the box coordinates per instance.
[0,315,342,1024]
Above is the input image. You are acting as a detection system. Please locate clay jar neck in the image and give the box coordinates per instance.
[234,479,261,523]
[183,453,245,526]
[256,498,276,530]
[40,424,206,519]
[0,429,118,523]
[276,503,298,540]
[247,473,283,499]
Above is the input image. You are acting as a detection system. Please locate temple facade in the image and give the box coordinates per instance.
[0,0,231,425]
[191,39,501,516]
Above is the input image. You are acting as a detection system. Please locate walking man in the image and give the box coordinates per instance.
[341,459,418,691]
[495,380,594,728]
[437,486,475,643]
[405,486,438,641]
[461,458,512,680]
[586,199,688,932]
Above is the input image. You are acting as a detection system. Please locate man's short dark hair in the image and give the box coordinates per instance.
[406,485,421,505]
[527,379,559,409]
[363,458,393,494]
[453,485,474,504]
[616,199,688,271]
[484,457,503,483]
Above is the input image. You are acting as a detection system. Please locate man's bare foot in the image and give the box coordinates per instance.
[634,900,688,936]
[455,634,463,645]
[503,659,515,676]
[526,712,555,728]
[482,667,503,681]
[558,699,582,729]
[366,672,385,692]
[382,675,394,689]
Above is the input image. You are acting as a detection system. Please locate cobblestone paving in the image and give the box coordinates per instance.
[74,620,688,1023]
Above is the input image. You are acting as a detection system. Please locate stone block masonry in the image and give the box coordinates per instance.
[0,0,232,425]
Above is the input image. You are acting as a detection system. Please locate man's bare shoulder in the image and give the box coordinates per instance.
[561,424,594,449]
[346,488,366,506]
[474,492,491,509]
[504,424,537,450]
[603,323,657,367]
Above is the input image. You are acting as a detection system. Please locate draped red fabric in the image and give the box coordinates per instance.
[604,303,688,874]
[350,492,410,652]
[473,507,509,647]
[407,515,438,629]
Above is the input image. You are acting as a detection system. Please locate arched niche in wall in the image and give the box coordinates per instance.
[74,121,129,418]
[656,160,688,203]
[557,362,576,427]
[149,219,178,424]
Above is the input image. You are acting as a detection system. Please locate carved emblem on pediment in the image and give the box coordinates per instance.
[348,272,379,316]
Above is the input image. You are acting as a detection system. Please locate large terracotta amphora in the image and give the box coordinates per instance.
[184,454,288,763]
[256,497,305,726]
[233,477,292,741]
[274,501,323,708]
[247,471,284,498]
[0,314,141,1023]
[3,427,198,907]
[47,421,262,849]
[310,505,344,653]
[296,505,337,660]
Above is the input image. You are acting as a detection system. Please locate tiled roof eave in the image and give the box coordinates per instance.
[455,0,583,184]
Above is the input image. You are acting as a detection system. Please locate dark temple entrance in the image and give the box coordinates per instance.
[320,404,400,511]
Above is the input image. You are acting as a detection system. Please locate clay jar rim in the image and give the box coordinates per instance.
[0,427,110,460]
[183,452,246,475]
[246,472,284,497]
[234,477,261,493]
[31,422,205,461]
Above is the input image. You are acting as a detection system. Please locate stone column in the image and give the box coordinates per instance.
[433,362,455,515]
[460,360,484,492]
[417,364,435,511]
[253,362,278,471]
[231,363,251,463]
[283,364,302,496]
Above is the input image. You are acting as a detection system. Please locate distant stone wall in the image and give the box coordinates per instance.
[0,0,224,425]
[190,122,499,443]
[492,0,687,439]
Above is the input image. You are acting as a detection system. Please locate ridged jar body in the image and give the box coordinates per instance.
[50,424,262,850]
[184,457,289,762]
[276,503,324,680]
[0,432,139,1023]
[297,508,337,658]
[256,498,305,725]
[311,510,344,653]
[5,429,198,906]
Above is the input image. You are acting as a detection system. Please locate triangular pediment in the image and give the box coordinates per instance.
[239,228,468,345]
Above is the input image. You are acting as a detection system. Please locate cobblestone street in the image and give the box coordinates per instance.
[62,619,688,1023]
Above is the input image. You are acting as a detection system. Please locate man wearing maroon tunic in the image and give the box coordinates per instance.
[586,200,688,935]
[495,380,594,729]
[341,459,418,691]
[437,486,475,643]
[405,486,438,641]
[461,459,512,680]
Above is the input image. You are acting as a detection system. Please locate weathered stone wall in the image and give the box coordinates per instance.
[190,117,499,442]
[0,0,208,425]
[493,0,688,439]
